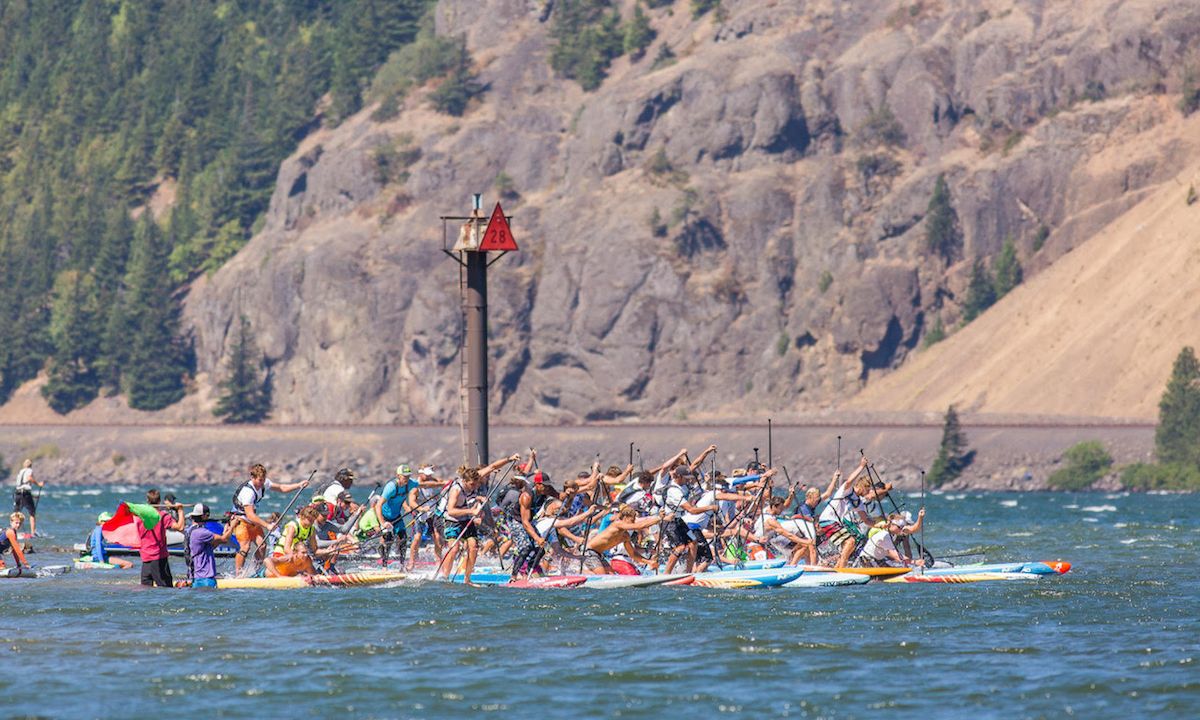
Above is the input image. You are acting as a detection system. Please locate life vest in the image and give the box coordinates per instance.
[0,529,13,555]
[231,481,265,516]
[273,519,312,554]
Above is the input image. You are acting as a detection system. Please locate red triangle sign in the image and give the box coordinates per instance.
[479,202,518,252]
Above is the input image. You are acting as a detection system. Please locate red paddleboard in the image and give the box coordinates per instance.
[506,575,587,588]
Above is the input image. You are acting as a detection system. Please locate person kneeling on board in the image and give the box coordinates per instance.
[265,506,339,578]
[0,512,30,571]
[183,504,239,588]
[861,510,926,568]
[83,512,133,569]
[582,504,662,574]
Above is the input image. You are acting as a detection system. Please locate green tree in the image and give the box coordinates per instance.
[429,41,483,116]
[927,405,973,487]
[42,271,102,414]
[549,1,625,92]
[692,0,721,18]
[1155,347,1200,467]
[924,174,961,264]
[623,4,656,61]
[962,259,997,322]
[213,315,271,424]
[922,314,946,348]
[122,216,191,411]
[1047,441,1113,490]
[993,237,1023,297]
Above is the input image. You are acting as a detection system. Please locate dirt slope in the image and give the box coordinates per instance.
[853,113,1200,420]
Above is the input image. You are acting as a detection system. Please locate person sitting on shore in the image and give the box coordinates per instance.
[83,512,133,569]
[0,512,29,571]
[183,504,238,587]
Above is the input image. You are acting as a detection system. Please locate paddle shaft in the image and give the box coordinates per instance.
[577,455,602,574]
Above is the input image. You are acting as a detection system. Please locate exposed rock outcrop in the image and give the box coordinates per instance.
[183,0,1200,424]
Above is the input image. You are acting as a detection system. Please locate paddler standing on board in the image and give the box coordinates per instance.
[11,459,43,537]
[230,463,310,576]
[436,454,520,585]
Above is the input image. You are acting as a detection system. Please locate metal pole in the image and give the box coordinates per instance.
[464,247,489,465]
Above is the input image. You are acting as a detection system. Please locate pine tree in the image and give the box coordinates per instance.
[1156,347,1200,467]
[122,216,191,411]
[429,41,483,117]
[927,405,974,487]
[42,271,102,413]
[213,315,271,424]
[924,174,961,264]
[963,259,997,322]
[623,4,656,61]
[993,237,1023,298]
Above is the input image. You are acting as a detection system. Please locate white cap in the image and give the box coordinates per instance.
[418,465,436,476]
[188,503,209,518]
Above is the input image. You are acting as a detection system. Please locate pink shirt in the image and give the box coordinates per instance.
[135,510,175,562]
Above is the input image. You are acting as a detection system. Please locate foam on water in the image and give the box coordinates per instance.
[999,499,1019,507]
[1080,505,1118,512]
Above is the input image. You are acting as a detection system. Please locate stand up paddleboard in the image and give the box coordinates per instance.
[215,571,406,589]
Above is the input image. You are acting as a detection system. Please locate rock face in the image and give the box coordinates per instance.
[184,0,1200,424]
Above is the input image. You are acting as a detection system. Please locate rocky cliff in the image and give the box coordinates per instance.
[183,0,1200,424]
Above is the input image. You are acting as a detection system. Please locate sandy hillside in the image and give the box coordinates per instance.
[854,113,1200,419]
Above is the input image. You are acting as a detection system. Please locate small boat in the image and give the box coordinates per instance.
[784,572,870,587]
[215,571,406,589]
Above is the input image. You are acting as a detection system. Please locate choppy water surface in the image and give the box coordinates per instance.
[1,488,1197,719]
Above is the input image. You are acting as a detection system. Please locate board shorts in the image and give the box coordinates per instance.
[140,557,173,588]
[192,577,217,588]
[234,522,265,553]
[820,522,855,547]
[12,490,35,516]
[444,521,478,541]
[665,518,691,548]
[610,558,640,576]
[581,548,611,572]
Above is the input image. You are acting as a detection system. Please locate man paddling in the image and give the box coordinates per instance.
[183,504,238,588]
[405,465,446,568]
[581,504,662,574]
[230,464,310,576]
[11,460,43,537]
[437,455,520,585]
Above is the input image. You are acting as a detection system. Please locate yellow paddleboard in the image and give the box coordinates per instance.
[690,577,763,589]
[216,571,406,589]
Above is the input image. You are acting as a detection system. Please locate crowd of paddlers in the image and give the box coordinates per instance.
[7,445,933,587]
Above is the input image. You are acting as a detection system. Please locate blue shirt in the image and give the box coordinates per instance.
[379,479,414,522]
[89,526,107,563]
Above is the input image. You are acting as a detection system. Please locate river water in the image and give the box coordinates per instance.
[1,487,1196,719]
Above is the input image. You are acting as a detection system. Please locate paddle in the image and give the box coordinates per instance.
[920,469,927,575]
[859,450,934,568]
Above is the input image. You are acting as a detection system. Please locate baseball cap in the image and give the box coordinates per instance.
[188,503,209,519]
[396,464,412,476]
[337,490,354,503]
[418,465,435,476]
